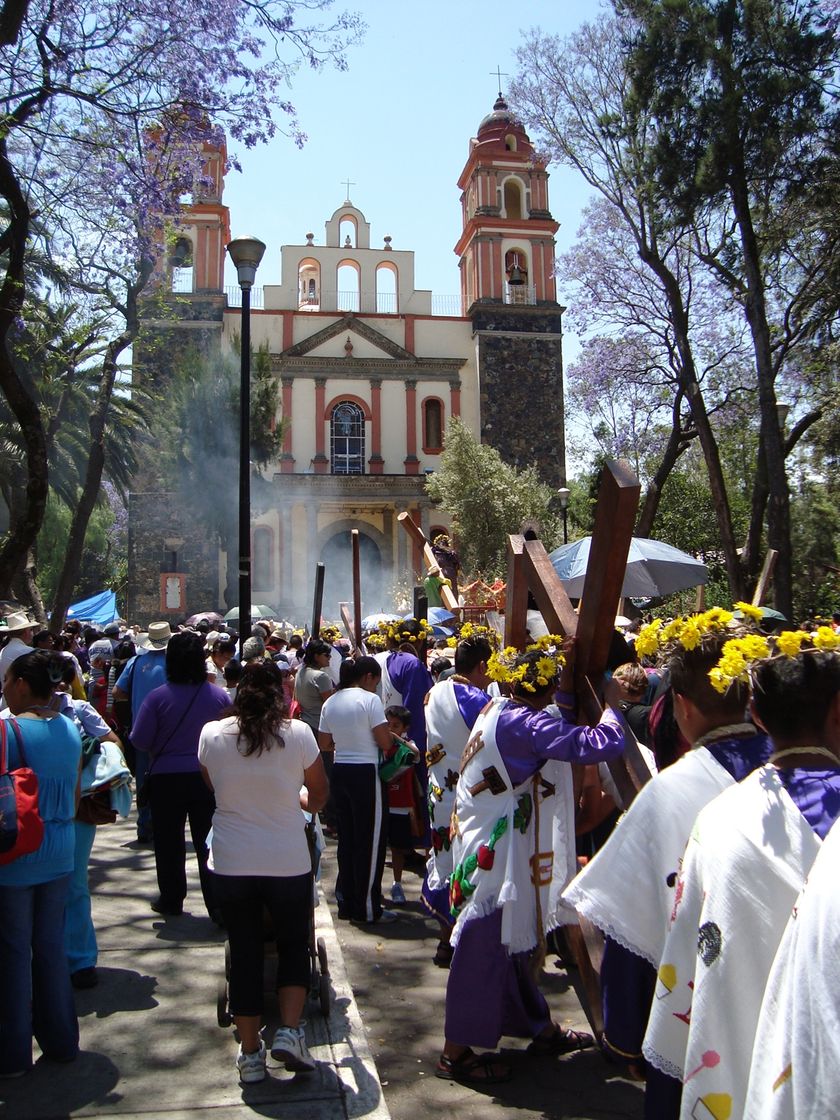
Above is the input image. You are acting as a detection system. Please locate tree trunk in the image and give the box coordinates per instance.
[48,270,149,630]
[728,152,793,619]
[742,408,823,590]
[639,245,744,599]
[0,140,49,598]
[636,394,695,538]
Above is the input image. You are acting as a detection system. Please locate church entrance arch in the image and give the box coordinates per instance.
[319,528,383,619]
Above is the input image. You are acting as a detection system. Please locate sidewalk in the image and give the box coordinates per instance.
[321,852,645,1120]
[0,818,389,1120]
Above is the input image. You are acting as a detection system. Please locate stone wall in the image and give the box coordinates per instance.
[472,302,566,487]
[126,491,222,628]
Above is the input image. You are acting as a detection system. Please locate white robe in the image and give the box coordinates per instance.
[643,766,822,1120]
[424,677,481,892]
[563,743,737,967]
[450,697,577,954]
[745,816,840,1120]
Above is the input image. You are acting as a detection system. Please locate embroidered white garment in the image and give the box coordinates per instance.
[424,678,477,891]
[642,766,821,1120]
[450,698,576,955]
[745,816,840,1120]
[563,745,735,966]
[374,651,401,711]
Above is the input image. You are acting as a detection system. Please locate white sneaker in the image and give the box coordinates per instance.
[236,1041,266,1083]
[390,882,406,905]
[271,1025,315,1072]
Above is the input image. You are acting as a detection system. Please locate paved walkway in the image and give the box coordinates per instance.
[0,820,644,1120]
[0,818,389,1120]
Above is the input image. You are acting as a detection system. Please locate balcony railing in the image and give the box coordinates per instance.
[224,285,265,309]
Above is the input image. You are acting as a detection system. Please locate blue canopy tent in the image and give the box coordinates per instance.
[66,590,117,626]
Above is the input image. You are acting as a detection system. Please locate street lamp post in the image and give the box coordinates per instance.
[226,235,266,656]
[557,486,570,545]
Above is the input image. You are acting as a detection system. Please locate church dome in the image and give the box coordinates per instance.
[475,95,533,155]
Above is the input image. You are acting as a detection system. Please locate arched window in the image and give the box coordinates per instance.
[337,260,360,312]
[503,178,524,219]
[339,217,356,248]
[376,262,397,314]
[252,526,273,591]
[504,134,518,152]
[170,236,194,292]
[423,398,444,453]
[298,259,320,310]
[331,401,365,474]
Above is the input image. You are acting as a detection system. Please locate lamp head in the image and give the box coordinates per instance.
[226,235,266,289]
[557,486,571,510]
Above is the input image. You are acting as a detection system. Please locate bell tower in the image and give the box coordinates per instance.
[456,94,566,487]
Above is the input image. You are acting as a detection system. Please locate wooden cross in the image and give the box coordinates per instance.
[503,459,654,1037]
[338,529,364,650]
[396,512,460,614]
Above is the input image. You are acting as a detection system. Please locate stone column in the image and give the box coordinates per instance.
[368,377,384,474]
[403,378,419,474]
[281,377,295,473]
[313,377,328,474]
[449,379,461,419]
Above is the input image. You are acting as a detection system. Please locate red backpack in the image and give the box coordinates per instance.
[0,717,45,865]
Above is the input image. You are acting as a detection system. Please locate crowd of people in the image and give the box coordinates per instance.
[0,600,838,1116]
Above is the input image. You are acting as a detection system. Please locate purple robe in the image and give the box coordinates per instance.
[444,698,623,1048]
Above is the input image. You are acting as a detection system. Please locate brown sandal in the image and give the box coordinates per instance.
[527,1026,595,1055]
[433,940,454,968]
[435,1048,512,1084]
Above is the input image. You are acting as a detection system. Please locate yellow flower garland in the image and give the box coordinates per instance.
[486,634,566,694]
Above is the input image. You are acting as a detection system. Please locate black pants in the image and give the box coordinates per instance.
[213,872,312,1017]
[332,762,387,922]
[147,771,215,914]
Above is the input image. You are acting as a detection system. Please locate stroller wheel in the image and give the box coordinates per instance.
[316,936,329,976]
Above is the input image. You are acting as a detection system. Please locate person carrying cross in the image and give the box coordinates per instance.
[435,636,625,1085]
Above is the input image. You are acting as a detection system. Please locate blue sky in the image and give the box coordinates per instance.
[222,0,603,306]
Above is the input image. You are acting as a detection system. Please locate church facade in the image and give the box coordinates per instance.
[127,97,566,624]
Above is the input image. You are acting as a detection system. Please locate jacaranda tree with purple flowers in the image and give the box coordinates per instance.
[0,0,363,606]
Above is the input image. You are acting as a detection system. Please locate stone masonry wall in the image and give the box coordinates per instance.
[126,491,222,628]
[472,302,566,488]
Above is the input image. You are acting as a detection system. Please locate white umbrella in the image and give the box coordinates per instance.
[549,537,708,599]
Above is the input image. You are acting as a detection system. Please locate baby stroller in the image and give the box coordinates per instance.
[216,815,331,1028]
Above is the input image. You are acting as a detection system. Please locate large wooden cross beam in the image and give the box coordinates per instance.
[504,460,653,1038]
[396,512,460,614]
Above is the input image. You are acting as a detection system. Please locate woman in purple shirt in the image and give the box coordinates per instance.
[132,632,229,919]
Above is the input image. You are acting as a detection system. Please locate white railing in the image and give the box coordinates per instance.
[225,286,265,308]
[222,287,468,316]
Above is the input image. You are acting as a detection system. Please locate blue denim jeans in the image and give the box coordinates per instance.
[64,821,98,972]
[0,874,79,1075]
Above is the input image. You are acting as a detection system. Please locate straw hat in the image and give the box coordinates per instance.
[136,621,173,650]
[0,611,35,634]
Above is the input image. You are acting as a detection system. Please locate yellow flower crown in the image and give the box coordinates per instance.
[445,620,502,650]
[377,617,434,645]
[709,625,840,693]
[634,605,744,659]
[319,624,342,644]
[364,631,387,651]
[486,634,566,693]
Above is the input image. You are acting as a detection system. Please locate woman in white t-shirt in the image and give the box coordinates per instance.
[198,662,328,1086]
[318,656,395,926]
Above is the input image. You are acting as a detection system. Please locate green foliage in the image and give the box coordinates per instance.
[36,495,125,608]
[425,418,562,579]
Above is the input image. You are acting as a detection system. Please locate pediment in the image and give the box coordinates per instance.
[280,315,414,361]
